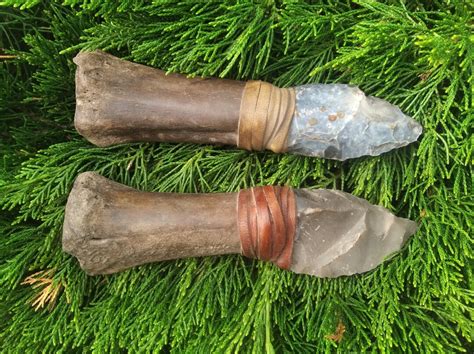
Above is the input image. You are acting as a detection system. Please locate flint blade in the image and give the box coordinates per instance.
[291,189,418,277]
[287,84,423,160]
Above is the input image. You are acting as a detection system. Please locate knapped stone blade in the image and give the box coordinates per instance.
[290,189,418,277]
[287,84,423,160]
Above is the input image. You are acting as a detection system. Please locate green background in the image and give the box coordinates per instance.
[0,1,472,352]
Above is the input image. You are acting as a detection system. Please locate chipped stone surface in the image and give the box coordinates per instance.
[287,84,423,160]
[290,189,418,277]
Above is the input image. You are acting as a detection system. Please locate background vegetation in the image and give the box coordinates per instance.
[0,0,472,352]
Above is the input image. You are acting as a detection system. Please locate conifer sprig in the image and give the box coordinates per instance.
[0,1,472,352]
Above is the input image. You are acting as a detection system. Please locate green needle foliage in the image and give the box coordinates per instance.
[0,0,473,352]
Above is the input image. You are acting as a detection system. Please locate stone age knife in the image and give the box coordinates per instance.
[73,51,422,160]
[63,172,418,277]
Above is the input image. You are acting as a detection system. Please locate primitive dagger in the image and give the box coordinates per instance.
[73,51,422,160]
[62,172,417,277]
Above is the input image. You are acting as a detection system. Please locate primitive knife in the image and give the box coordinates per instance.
[73,51,422,160]
[63,172,417,277]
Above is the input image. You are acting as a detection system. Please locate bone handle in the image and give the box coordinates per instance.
[73,51,295,152]
[63,172,296,275]
[62,172,240,275]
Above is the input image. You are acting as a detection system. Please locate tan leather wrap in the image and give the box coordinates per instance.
[237,186,296,269]
[238,81,296,153]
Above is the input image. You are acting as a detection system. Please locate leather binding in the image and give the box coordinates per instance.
[237,186,296,269]
[238,81,296,153]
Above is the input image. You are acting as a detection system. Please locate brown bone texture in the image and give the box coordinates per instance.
[74,51,296,152]
[62,172,297,275]
[63,172,241,275]
[237,186,296,269]
[74,51,245,147]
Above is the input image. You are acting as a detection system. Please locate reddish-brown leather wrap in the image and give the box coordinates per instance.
[237,186,296,269]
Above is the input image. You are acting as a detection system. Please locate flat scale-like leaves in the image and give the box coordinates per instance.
[0,1,472,352]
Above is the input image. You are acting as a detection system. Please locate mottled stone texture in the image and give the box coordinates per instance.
[290,189,418,277]
[287,84,423,160]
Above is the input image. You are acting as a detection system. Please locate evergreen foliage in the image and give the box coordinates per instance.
[0,1,472,352]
